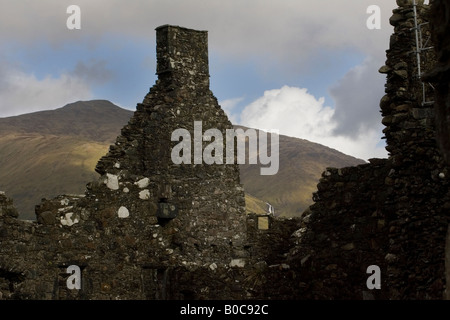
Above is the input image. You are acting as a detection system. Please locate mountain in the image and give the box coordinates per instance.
[236,126,366,217]
[0,100,365,220]
[0,100,134,220]
[0,100,133,143]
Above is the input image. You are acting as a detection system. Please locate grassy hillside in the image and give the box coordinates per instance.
[237,127,366,217]
[0,100,366,220]
[0,134,109,219]
[0,100,133,219]
[244,193,269,215]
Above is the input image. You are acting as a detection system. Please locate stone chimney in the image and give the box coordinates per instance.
[92,25,247,266]
[155,25,210,90]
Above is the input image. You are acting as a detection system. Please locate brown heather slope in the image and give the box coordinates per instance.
[0,100,133,219]
[0,100,365,220]
[236,126,366,217]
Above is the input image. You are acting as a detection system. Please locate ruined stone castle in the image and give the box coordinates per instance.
[1,0,450,300]
[0,25,298,300]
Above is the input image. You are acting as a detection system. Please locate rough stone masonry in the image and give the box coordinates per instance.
[0,25,259,300]
[286,0,450,299]
[2,0,450,300]
[0,25,299,300]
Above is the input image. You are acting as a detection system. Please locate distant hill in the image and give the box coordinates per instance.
[0,100,365,220]
[0,100,133,143]
[0,100,133,219]
[236,126,366,217]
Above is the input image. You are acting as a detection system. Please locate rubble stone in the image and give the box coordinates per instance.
[1,1,449,300]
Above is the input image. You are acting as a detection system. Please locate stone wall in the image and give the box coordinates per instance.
[92,25,247,265]
[2,1,450,300]
[422,0,450,299]
[377,1,449,299]
[423,0,450,162]
[0,25,250,300]
[285,161,390,299]
[285,0,450,300]
[0,25,304,301]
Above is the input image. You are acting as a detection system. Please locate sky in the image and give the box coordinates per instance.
[0,0,417,161]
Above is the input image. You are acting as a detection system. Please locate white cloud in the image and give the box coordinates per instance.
[241,86,334,139]
[219,97,244,124]
[0,63,92,117]
[239,85,387,161]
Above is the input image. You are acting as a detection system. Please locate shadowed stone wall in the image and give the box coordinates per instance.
[286,1,450,300]
[2,1,450,300]
[0,25,251,300]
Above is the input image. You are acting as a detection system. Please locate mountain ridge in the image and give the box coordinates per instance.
[0,100,134,142]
